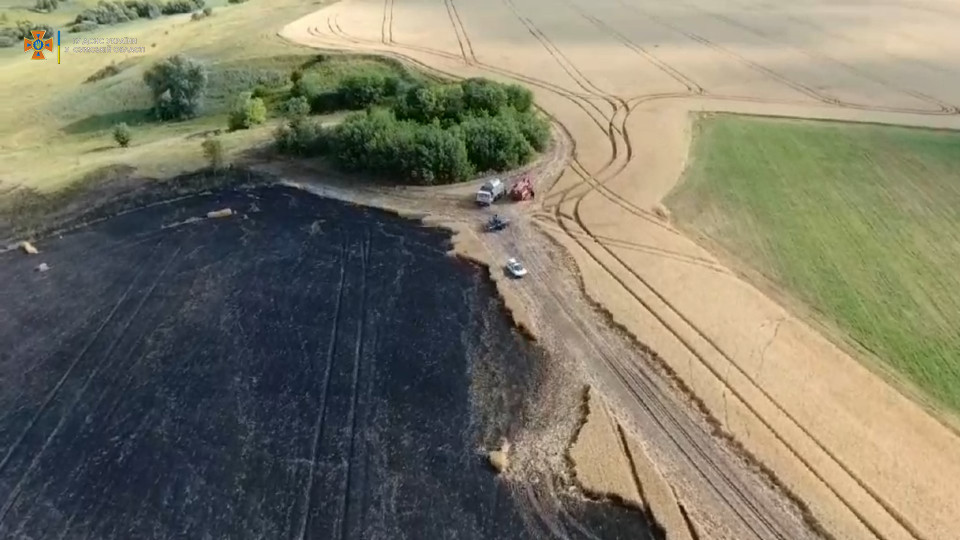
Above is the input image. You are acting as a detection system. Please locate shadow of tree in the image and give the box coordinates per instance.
[61,109,154,135]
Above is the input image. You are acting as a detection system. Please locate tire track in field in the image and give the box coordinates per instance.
[613,0,958,117]
[501,0,627,178]
[443,0,473,64]
[677,0,959,114]
[0,240,164,477]
[561,0,705,95]
[0,245,184,527]
[336,231,371,540]
[539,219,799,540]
[557,151,926,539]
[297,235,348,540]
[741,0,960,77]
[380,0,394,45]
[611,0,842,107]
[514,224,795,540]
[534,218,728,275]
[45,249,214,529]
[452,0,620,158]
[446,0,477,63]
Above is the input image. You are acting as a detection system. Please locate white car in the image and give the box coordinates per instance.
[505,257,527,278]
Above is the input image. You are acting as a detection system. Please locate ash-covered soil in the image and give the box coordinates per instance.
[0,186,657,539]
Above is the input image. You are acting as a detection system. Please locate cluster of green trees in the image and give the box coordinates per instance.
[142,55,208,121]
[34,0,59,12]
[275,76,550,185]
[108,53,548,180]
[0,20,55,47]
[66,0,206,32]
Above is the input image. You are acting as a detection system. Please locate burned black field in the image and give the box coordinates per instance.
[0,186,658,539]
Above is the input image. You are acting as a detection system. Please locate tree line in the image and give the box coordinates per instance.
[275,74,551,185]
[109,54,550,181]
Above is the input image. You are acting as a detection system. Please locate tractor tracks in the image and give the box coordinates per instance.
[675,0,959,114]
[443,0,476,64]
[297,236,348,540]
[0,243,184,528]
[560,0,705,95]
[336,231,372,540]
[542,121,928,539]
[610,0,959,116]
[509,216,801,540]
[380,0,394,45]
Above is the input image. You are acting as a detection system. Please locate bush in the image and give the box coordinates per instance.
[125,0,162,19]
[201,138,225,170]
[70,21,99,33]
[13,21,55,40]
[35,0,59,12]
[202,6,213,16]
[510,109,551,151]
[162,0,202,15]
[397,83,467,124]
[227,91,267,131]
[337,74,401,110]
[274,118,328,156]
[85,62,122,83]
[460,114,533,172]
[400,123,473,184]
[143,55,208,121]
[461,78,508,116]
[282,96,311,119]
[505,84,534,113]
[74,2,139,25]
[326,109,472,184]
[113,123,132,148]
[397,85,441,123]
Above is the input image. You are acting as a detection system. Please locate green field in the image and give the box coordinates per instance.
[668,114,960,412]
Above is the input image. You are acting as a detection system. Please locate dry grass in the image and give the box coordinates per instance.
[568,387,643,508]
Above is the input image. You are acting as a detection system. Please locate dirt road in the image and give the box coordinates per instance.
[281,0,960,538]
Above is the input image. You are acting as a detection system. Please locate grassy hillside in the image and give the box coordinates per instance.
[668,114,960,412]
[0,0,339,190]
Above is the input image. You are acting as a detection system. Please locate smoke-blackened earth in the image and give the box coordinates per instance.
[0,186,658,539]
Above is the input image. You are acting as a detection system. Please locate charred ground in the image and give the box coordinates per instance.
[0,186,658,539]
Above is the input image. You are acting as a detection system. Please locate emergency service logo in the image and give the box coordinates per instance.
[24,30,53,60]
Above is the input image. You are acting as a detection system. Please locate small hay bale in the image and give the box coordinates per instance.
[488,450,509,473]
[652,203,671,222]
[487,440,511,473]
[206,208,234,219]
[19,241,38,255]
[36,263,50,272]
